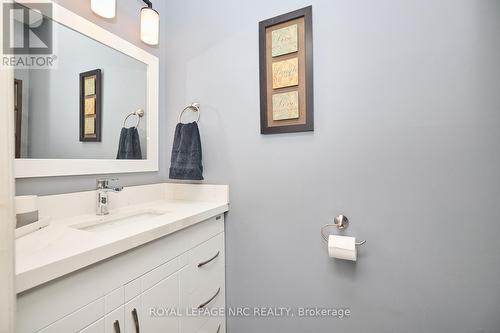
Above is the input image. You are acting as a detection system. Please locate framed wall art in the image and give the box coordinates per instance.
[259,6,313,134]
[79,69,102,142]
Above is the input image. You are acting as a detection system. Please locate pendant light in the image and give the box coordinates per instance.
[90,0,116,19]
[140,0,159,46]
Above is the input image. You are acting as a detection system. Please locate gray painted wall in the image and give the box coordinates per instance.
[16,0,500,332]
[162,0,500,332]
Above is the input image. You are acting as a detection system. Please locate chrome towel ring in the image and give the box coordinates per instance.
[123,109,144,128]
[178,102,200,123]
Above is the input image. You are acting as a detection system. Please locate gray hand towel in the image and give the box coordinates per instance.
[169,122,203,180]
[116,127,142,159]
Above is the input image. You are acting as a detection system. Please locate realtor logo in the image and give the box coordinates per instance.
[2,1,56,68]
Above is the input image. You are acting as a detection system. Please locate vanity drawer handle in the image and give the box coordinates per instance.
[198,288,221,309]
[113,320,121,333]
[132,308,140,333]
[216,324,221,333]
[198,251,220,268]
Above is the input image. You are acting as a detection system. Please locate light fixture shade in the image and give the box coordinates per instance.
[140,7,159,45]
[91,0,116,19]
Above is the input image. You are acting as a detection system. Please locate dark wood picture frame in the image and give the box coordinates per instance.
[79,69,102,142]
[259,6,314,134]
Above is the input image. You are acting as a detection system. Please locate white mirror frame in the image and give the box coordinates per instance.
[14,1,159,178]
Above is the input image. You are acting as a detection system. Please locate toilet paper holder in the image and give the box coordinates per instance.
[321,215,366,246]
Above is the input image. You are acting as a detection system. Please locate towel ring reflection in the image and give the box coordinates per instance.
[123,109,144,128]
[178,102,200,123]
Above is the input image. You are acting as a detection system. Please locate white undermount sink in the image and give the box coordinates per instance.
[72,209,169,232]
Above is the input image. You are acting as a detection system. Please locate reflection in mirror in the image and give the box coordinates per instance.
[14,12,148,160]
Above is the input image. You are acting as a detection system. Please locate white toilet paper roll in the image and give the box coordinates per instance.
[328,235,357,261]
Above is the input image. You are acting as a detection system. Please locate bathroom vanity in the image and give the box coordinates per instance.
[16,183,229,333]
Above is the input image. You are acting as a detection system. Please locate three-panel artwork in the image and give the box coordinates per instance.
[79,69,102,142]
[259,6,313,134]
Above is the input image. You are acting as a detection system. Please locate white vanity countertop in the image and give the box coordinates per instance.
[15,183,229,293]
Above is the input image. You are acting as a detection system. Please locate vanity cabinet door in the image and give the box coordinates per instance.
[140,272,180,332]
[104,306,124,333]
[124,297,141,333]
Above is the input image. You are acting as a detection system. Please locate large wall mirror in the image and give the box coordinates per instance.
[13,2,159,178]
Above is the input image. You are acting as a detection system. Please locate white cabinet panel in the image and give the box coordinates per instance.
[124,297,141,333]
[105,287,125,315]
[196,318,224,333]
[104,306,124,333]
[79,319,105,333]
[140,272,180,332]
[141,257,181,292]
[38,297,105,333]
[124,279,141,303]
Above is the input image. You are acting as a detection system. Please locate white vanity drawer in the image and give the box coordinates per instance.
[124,278,141,303]
[181,233,225,295]
[105,287,124,314]
[190,282,225,311]
[180,284,225,333]
[141,256,182,292]
[38,297,105,333]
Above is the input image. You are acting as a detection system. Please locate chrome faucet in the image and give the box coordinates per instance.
[96,178,124,216]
